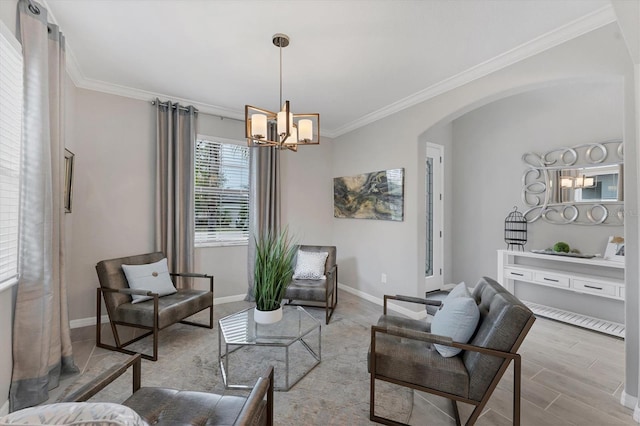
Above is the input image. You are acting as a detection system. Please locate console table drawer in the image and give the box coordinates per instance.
[573,279,617,297]
[533,272,569,288]
[504,268,532,281]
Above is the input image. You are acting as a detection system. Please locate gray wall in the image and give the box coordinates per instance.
[333,24,634,310]
[69,88,335,320]
[451,80,624,284]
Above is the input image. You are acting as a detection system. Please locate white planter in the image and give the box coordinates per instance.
[254,306,283,324]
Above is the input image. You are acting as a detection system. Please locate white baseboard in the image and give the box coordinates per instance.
[621,390,640,423]
[213,294,246,305]
[338,283,426,320]
[0,399,9,416]
[71,286,427,329]
[621,389,638,408]
[70,315,109,329]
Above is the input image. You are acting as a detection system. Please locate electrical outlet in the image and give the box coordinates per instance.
[381,273,387,284]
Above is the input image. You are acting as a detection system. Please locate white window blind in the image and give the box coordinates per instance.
[0,22,23,288]
[195,138,249,246]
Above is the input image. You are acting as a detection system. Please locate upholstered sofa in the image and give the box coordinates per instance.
[0,354,273,426]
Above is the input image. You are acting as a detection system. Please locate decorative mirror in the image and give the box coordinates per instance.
[521,140,623,225]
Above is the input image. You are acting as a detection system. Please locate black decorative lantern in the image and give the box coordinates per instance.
[505,207,527,251]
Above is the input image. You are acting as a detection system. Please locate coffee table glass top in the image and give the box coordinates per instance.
[219,305,319,345]
[218,305,321,391]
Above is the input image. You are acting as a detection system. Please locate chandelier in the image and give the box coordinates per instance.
[245,33,320,151]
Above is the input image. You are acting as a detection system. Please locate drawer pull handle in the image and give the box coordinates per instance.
[511,272,524,276]
[584,285,603,291]
[543,277,559,282]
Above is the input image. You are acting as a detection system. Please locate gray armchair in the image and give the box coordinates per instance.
[95,252,214,361]
[369,277,536,425]
[285,245,338,324]
[0,354,273,426]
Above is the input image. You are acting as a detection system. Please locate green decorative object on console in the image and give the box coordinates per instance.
[553,242,570,253]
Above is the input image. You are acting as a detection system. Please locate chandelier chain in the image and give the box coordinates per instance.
[279,42,283,108]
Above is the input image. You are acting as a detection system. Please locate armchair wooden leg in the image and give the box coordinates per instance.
[452,401,462,426]
[514,355,521,426]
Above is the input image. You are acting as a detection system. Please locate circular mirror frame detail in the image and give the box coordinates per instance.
[521,140,623,226]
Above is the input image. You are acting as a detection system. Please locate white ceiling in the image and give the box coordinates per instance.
[46,0,615,138]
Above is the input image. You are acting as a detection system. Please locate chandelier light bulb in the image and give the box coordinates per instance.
[299,119,312,142]
[251,114,267,139]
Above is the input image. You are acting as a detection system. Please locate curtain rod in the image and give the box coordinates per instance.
[151,100,243,122]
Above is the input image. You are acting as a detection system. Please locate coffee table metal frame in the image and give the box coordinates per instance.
[218,305,321,391]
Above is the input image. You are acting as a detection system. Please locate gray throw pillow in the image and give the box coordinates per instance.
[431,289,480,358]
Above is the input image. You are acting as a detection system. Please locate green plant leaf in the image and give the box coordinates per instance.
[254,227,297,311]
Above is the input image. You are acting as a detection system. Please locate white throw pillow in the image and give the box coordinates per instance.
[0,402,149,426]
[121,258,177,304]
[431,294,480,358]
[292,251,329,280]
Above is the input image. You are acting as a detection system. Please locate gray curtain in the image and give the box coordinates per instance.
[155,99,197,288]
[246,139,281,301]
[10,0,78,411]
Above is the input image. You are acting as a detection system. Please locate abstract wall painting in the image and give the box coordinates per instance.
[333,168,404,221]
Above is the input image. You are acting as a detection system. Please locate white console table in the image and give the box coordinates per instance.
[497,249,625,337]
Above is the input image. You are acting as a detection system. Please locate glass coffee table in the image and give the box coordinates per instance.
[218,305,321,391]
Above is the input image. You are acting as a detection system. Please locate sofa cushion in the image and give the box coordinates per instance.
[121,258,176,304]
[113,289,213,329]
[369,315,469,398]
[123,387,250,426]
[293,250,328,280]
[431,292,480,357]
[285,278,330,302]
[0,402,149,426]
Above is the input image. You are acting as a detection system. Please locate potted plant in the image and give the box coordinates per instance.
[253,228,297,324]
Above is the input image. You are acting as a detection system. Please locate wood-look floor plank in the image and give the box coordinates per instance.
[532,368,633,423]
[545,395,634,426]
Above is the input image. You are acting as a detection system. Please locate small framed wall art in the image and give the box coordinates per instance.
[604,235,624,262]
[64,148,74,213]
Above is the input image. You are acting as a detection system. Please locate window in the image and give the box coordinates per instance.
[195,137,249,246]
[0,22,23,290]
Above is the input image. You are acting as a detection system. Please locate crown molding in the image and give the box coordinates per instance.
[61,4,616,138]
[330,4,617,138]
[75,77,245,120]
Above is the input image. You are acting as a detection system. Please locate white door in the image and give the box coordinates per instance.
[425,143,444,293]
